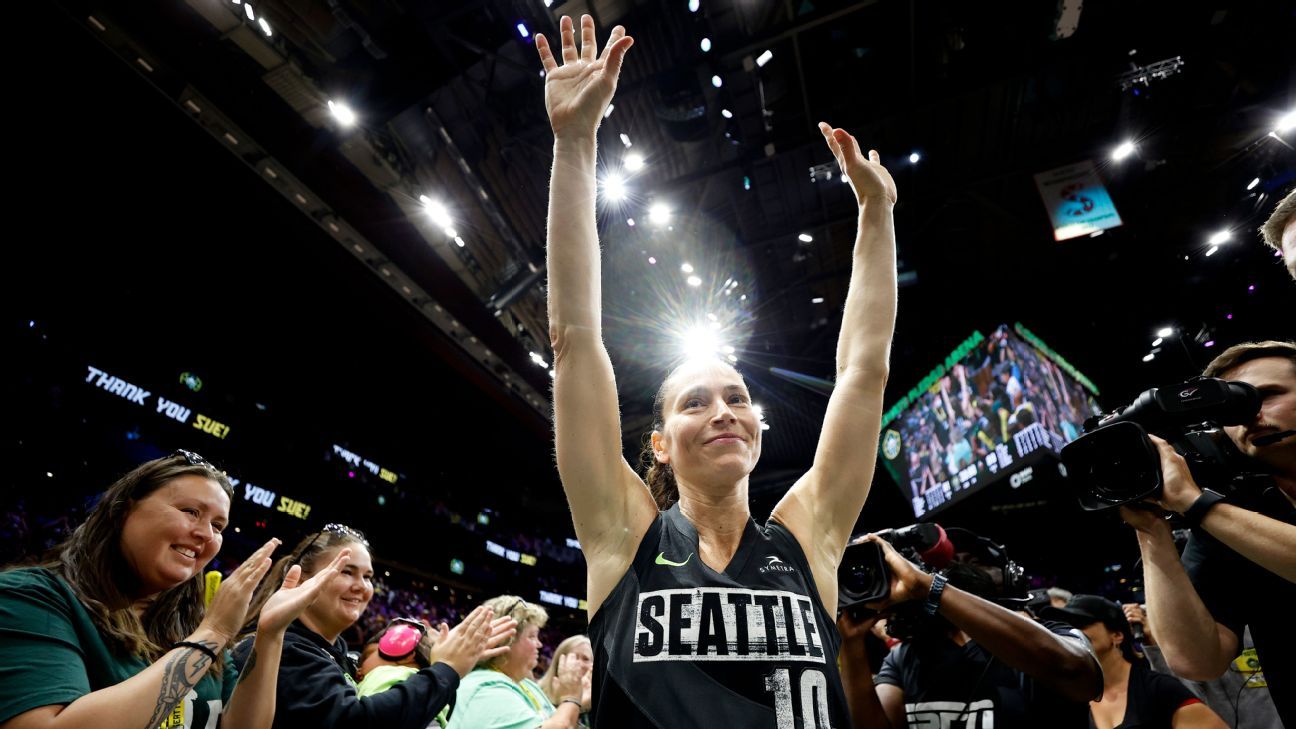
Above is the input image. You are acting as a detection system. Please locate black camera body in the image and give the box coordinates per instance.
[1060,377,1262,511]
[838,524,1027,639]
[838,523,949,615]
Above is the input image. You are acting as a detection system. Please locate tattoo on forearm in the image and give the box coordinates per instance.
[236,647,258,685]
[143,640,217,729]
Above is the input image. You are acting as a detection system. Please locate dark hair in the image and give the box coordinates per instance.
[241,526,369,637]
[34,454,234,672]
[640,370,680,510]
[1202,340,1296,379]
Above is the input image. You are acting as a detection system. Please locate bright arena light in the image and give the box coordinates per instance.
[1207,230,1232,246]
[1111,140,1136,161]
[419,196,452,228]
[649,203,671,226]
[327,100,356,127]
[680,326,720,361]
[603,174,627,201]
[625,153,645,172]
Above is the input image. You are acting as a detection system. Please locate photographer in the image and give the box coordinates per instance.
[838,531,1100,729]
[1120,341,1296,725]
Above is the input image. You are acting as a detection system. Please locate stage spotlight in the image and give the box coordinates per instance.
[625,152,645,171]
[1207,230,1231,246]
[1246,177,1260,191]
[1142,353,1155,362]
[756,50,773,67]
[1111,140,1136,161]
[681,262,694,273]
[620,133,632,147]
[721,108,733,119]
[689,0,700,11]
[516,22,530,38]
[700,38,712,52]
[711,75,723,88]
[908,152,920,164]
[1156,327,1174,338]
[687,275,702,287]
[798,233,813,242]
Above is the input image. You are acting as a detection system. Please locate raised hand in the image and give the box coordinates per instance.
[428,606,509,677]
[862,534,934,612]
[1119,503,1172,535]
[818,122,897,206]
[199,538,280,644]
[1147,435,1204,514]
[551,652,592,708]
[536,15,634,139]
[255,548,351,635]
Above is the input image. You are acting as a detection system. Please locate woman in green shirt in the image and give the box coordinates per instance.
[0,450,348,729]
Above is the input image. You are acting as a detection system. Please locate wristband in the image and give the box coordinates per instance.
[1182,489,1227,527]
[173,641,220,664]
[561,698,583,711]
[924,573,948,616]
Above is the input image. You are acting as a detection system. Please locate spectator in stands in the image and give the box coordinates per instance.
[447,595,589,729]
[0,450,344,729]
[236,525,514,729]
[538,635,593,712]
[1048,587,1074,609]
[1044,595,1227,728]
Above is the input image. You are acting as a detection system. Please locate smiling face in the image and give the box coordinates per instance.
[500,622,543,678]
[119,475,230,598]
[651,358,762,490]
[302,543,375,638]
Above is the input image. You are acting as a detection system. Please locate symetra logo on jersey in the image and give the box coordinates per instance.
[760,555,797,574]
[633,587,825,663]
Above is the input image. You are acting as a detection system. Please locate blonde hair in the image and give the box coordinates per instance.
[538,634,591,702]
[1259,189,1295,251]
[478,595,548,670]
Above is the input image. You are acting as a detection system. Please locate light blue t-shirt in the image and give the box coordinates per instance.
[446,669,554,729]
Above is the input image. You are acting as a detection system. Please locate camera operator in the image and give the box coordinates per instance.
[1120,341,1296,725]
[838,531,1100,729]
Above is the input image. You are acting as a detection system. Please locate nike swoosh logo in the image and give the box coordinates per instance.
[655,552,693,567]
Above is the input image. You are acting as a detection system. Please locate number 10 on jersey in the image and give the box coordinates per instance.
[765,667,833,728]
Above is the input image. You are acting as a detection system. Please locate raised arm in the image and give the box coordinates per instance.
[772,125,898,608]
[1149,436,1296,582]
[4,540,294,729]
[1120,505,1239,681]
[536,16,654,614]
[867,536,1102,704]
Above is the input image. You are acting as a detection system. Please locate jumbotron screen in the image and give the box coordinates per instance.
[878,324,1102,520]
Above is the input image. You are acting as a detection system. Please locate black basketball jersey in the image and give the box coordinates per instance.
[588,503,851,728]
